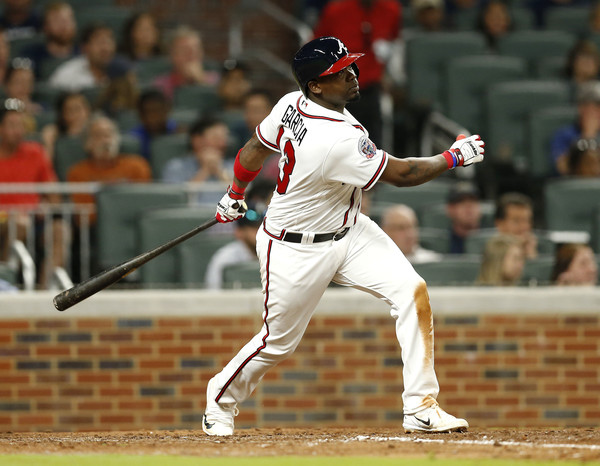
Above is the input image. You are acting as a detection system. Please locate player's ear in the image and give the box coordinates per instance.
[307,79,322,96]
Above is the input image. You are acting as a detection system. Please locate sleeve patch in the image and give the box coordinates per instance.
[358,136,377,159]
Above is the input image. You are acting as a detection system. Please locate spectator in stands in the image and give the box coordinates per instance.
[476,234,526,286]
[153,26,220,101]
[494,192,538,259]
[204,202,265,289]
[48,23,120,91]
[477,0,512,50]
[412,0,448,32]
[119,11,162,62]
[218,60,251,113]
[446,181,482,254]
[550,81,600,175]
[129,88,177,162]
[313,0,401,147]
[21,1,77,80]
[0,97,68,287]
[67,115,152,223]
[162,116,230,184]
[566,138,600,177]
[94,58,139,117]
[551,243,598,286]
[565,40,600,89]
[4,57,41,133]
[40,91,91,161]
[0,0,41,41]
[0,28,10,86]
[380,204,442,264]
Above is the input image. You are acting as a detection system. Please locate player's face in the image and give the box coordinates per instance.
[312,65,360,109]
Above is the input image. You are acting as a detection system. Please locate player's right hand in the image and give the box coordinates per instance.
[446,134,485,167]
[216,187,248,223]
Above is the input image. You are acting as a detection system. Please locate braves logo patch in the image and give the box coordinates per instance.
[358,136,377,159]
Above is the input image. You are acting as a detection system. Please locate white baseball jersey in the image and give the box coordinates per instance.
[256,90,388,233]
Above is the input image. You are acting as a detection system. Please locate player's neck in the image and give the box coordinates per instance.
[308,95,345,114]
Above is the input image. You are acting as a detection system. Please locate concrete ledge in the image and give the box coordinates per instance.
[0,286,599,318]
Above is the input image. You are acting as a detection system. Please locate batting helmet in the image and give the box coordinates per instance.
[292,36,364,96]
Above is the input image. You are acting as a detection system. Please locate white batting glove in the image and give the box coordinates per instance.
[216,187,248,223]
[445,134,485,168]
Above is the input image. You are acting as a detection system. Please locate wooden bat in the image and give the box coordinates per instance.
[53,218,219,312]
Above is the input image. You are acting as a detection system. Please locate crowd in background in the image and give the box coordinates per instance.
[0,0,598,290]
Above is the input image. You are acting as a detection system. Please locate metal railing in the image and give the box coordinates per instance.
[0,182,228,290]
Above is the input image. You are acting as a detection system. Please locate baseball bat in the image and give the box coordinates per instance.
[53,218,219,312]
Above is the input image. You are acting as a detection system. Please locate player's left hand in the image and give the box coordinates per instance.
[216,187,248,223]
[447,134,485,167]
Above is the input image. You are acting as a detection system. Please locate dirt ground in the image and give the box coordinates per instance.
[1,428,599,461]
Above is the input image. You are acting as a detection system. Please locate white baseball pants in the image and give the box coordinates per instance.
[211,213,440,415]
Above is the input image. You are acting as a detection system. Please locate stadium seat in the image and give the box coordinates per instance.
[222,261,262,289]
[134,57,171,87]
[453,6,534,31]
[527,106,577,178]
[171,108,201,129]
[419,202,496,231]
[137,206,218,287]
[521,255,554,286]
[532,56,566,79]
[96,184,188,271]
[149,133,189,180]
[120,133,142,155]
[371,179,454,214]
[34,110,56,130]
[0,262,17,285]
[33,82,62,108]
[485,80,571,171]
[544,179,600,234]
[419,228,451,254]
[116,110,140,132]
[594,206,600,254]
[38,56,70,81]
[496,30,577,74]
[405,32,487,111]
[464,228,556,255]
[173,85,221,115]
[75,6,132,43]
[446,55,527,134]
[178,235,238,288]
[545,7,591,36]
[54,135,86,181]
[412,255,481,286]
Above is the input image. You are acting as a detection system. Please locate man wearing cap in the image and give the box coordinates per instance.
[550,81,600,175]
[446,181,482,254]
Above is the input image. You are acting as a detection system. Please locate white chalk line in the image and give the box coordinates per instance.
[339,435,600,451]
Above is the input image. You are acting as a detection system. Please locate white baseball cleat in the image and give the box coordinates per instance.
[202,377,239,436]
[403,399,468,433]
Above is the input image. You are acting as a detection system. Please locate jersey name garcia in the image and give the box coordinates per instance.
[257,91,388,233]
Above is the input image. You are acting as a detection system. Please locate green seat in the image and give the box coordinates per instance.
[446,55,527,134]
[119,133,142,155]
[0,262,17,285]
[419,228,450,254]
[38,56,71,81]
[485,80,571,171]
[545,7,591,35]
[137,207,218,287]
[150,133,189,180]
[464,229,556,255]
[544,179,600,234]
[75,6,132,42]
[406,32,487,110]
[419,202,496,230]
[116,110,140,132]
[532,56,566,79]
[222,262,262,289]
[171,108,200,129]
[173,85,221,115]
[528,106,577,178]
[412,255,481,286]
[594,206,600,254]
[54,135,86,181]
[521,255,554,286]
[96,184,188,271]
[134,57,172,86]
[511,7,536,30]
[496,31,576,73]
[178,235,238,288]
[34,110,56,130]
[453,6,534,31]
[371,179,454,214]
[33,81,63,108]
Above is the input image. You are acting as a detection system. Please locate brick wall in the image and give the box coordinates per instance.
[0,288,598,432]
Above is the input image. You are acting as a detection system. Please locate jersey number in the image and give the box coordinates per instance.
[276,140,296,195]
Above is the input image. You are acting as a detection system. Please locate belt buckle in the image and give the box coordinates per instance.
[333,228,348,241]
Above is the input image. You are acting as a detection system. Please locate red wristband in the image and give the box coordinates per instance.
[442,150,457,169]
[229,182,245,200]
[234,149,261,182]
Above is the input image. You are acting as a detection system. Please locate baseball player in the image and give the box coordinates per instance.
[203,36,485,436]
